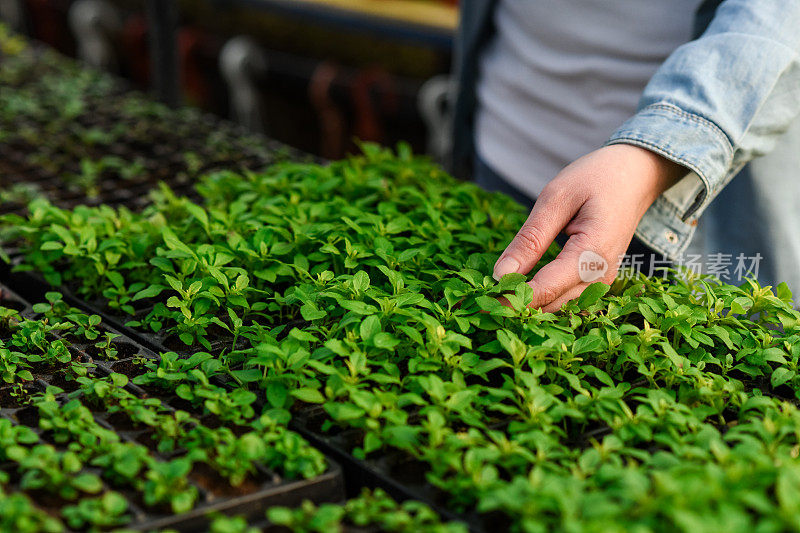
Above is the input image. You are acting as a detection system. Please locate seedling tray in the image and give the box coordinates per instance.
[0,388,343,531]
[1,270,486,532]
[288,407,488,532]
[0,37,308,218]
[253,513,381,533]
[0,283,345,531]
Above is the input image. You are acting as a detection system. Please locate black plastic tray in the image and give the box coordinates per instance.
[0,41,309,218]
[289,406,491,533]
[1,270,485,532]
[0,282,345,531]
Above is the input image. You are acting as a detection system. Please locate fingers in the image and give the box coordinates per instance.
[526,234,592,309]
[493,187,584,281]
[527,226,619,309]
[490,145,670,311]
[541,283,588,313]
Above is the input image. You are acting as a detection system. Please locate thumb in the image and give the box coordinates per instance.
[493,188,583,280]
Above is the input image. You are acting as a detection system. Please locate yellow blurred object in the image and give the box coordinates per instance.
[0,23,27,56]
[283,0,458,31]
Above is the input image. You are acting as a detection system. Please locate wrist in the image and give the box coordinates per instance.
[649,151,685,194]
[612,143,686,200]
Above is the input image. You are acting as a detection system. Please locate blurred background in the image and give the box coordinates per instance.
[0,0,457,164]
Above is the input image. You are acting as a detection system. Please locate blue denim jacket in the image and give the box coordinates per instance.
[451,0,800,291]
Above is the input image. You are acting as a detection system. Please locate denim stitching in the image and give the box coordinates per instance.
[644,103,734,154]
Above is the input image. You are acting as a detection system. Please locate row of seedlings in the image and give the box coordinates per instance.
[0,283,344,531]
[0,24,474,528]
[6,144,800,531]
[0,23,303,218]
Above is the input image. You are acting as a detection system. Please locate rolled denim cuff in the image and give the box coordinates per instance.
[604,102,738,258]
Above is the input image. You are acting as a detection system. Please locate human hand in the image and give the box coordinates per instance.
[493,144,685,312]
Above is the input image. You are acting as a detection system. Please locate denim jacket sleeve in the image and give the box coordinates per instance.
[606,0,800,257]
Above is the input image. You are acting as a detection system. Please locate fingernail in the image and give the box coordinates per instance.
[493,257,520,281]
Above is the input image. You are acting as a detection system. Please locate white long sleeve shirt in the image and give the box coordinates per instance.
[475,0,701,198]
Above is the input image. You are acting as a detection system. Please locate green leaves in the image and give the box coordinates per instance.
[356,315,399,350]
[497,329,528,367]
[475,295,513,317]
[571,333,604,356]
[324,402,366,422]
[160,227,194,258]
[9,126,800,533]
[340,300,378,315]
[0,294,332,527]
[352,270,370,293]
[263,488,465,533]
[133,284,165,301]
[291,388,326,404]
[577,282,610,309]
[62,491,129,530]
[266,382,289,408]
[730,296,754,315]
[360,315,382,344]
[771,367,796,388]
[71,473,103,493]
[39,241,63,251]
[300,302,326,321]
